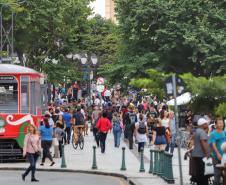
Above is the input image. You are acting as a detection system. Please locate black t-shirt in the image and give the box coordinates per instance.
[52,114,59,123]
[73,113,84,126]
[56,121,65,129]
[147,112,158,124]
[153,126,165,136]
[73,88,78,97]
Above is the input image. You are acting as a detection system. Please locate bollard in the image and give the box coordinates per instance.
[121,147,126,170]
[92,146,97,169]
[153,150,158,175]
[156,150,160,176]
[158,150,164,177]
[139,148,145,172]
[162,152,167,181]
[148,149,154,173]
[167,153,175,184]
[61,144,67,168]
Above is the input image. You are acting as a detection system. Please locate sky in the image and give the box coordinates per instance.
[90,0,105,18]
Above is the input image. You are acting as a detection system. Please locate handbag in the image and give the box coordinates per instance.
[202,157,214,175]
[165,128,171,143]
[52,137,59,146]
[29,135,41,157]
[90,125,94,132]
[96,130,100,138]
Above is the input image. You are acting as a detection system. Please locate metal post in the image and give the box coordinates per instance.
[158,150,164,177]
[153,150,158,175]
[148,149,154,173]
[156,150,160,176]
[61,144,67,168]
[92,145,97,169]
[87,64,91,111]
[172,74,183,185]
[168,153,175,184]
[139,148,145,172]
[121,147,126,170]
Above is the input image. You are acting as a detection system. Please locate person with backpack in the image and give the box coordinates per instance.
[104,103,114,124]
[54,122,66,157]
[123,106,137,149]
[135,114,149,157]
[112,112,123,147]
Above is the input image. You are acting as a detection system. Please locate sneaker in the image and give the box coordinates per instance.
[31,179,39,182]
[22,174,25,181]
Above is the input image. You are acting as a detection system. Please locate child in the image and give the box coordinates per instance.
[221,142,226,165]
[54,122,66,157]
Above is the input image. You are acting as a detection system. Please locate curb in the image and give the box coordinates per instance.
[0,167,141,185]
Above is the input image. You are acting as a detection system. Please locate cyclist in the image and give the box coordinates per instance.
[73,108,84,144]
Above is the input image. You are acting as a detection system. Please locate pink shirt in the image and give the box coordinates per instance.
[142,103,148,110]
[23,133,41,155]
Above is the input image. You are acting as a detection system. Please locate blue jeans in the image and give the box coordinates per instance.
[65,127,71,142]
[165,134,176,153]
[23,153,38,180]
[113,127,122,147]
[100,132,108,151]
[138,142,145,153]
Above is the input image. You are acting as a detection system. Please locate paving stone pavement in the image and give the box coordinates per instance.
[0,130,191,185]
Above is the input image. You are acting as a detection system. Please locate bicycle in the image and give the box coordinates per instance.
[72,128,84,150]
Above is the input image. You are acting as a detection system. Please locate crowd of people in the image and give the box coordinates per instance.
[22,82,226,184]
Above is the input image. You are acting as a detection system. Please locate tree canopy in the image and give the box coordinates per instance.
[0,0,94,84]
[100,0,226,85]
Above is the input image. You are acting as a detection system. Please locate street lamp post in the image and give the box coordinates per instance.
[81,53,98,111]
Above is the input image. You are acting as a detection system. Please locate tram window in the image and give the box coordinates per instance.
[21,76,29,113]
[0,83,18,106]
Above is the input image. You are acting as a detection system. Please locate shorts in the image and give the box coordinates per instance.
[154,135,167,146]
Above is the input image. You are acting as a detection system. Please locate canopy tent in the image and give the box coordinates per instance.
[166,92,191,106]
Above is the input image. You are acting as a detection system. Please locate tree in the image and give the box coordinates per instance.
[0,0,94,84]
[101,0,226,85]
[130,69,226,114]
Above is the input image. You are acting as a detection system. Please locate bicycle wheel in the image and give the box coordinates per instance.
[79,136,84,150]
[72,134,78,149]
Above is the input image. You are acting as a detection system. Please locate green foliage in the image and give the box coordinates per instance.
[0,0,94,84]
[130,69,226,114]
[215,103,226,118]
[102,0,226,85]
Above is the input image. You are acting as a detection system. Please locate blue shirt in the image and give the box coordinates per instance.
[210,130,226,158]
[62,113,72,127]
[171,117,176,135]
[39,125,53,141]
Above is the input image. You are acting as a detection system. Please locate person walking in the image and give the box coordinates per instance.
[54,122,66,157]
[151,118,168,150]
[22,124,41,182]
[112,112,123,147]
[38,117,55,166]
[210,118,226,185]
[62,108,72,144]
[160,110,172,151]
[167,111,176,154]
[192,118,209,185]
[135,114,149,157]
[55,115,66,144]
[93,112,102,148]
[96,112,111,153]
[123,106,137,149]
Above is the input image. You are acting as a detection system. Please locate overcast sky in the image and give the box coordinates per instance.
[90,0,105,18]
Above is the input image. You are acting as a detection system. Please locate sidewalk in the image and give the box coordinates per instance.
[0,131,190,185]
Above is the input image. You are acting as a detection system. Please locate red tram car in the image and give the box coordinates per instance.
[0,64,47,161]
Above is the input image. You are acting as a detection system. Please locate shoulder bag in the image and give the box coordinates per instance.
[164,127,171,143]
[29,135,41,158]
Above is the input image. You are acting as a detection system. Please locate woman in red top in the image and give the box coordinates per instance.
[22,124,41,182]
[96,112,111,153]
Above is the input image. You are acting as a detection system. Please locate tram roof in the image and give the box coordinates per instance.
[0,64,40,75]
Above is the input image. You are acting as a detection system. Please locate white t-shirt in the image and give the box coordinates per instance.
[104,90,111,97]
[162,118,170,128]
[94,98,100,105]
[135,122,148,143]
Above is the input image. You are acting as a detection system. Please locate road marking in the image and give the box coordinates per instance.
[108,176,126,185]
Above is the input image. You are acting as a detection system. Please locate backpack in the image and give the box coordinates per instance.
[128,112,136,125]
[138,104,144,113]
[138,121,146,134]
[113,121,121,129]
[106,109,113,118]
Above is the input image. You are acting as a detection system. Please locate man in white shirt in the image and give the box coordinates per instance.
[94,95,100,106]
[104,88,111,102]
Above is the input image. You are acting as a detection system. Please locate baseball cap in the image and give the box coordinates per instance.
[197,118,208,126]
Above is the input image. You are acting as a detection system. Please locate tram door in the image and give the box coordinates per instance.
[41,84,47,115]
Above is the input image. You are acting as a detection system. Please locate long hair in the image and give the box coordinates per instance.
[113,112,118,122]
[58,115,66,125]
[97,112,103,122]
[43,117,50,128]
[28,124,38,134]
[155,118,163,127]
[160,109,168,120]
